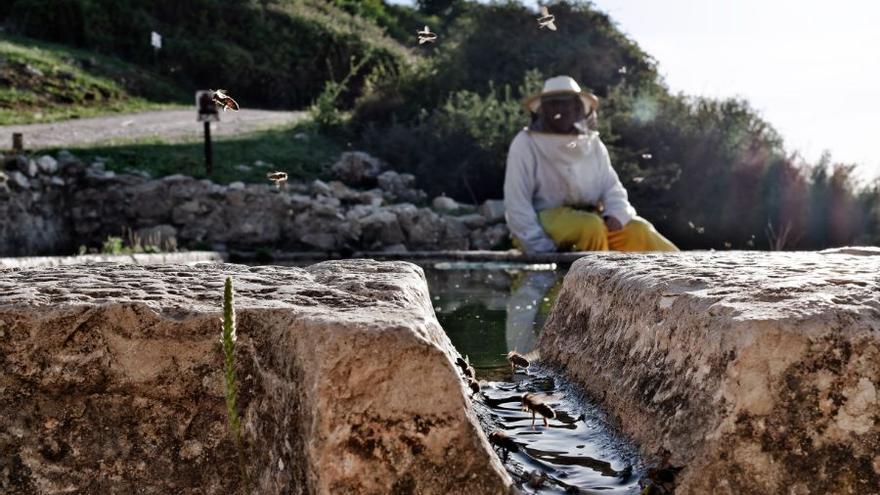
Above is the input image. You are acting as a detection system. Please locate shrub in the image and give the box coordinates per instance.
[363,70,543,202]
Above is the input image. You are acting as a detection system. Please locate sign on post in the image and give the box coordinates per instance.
[196,90,219,175]
[150,31,162,50]
[196,90,220,123]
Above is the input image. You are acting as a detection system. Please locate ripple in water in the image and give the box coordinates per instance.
[473,367,642,494]
[425,266,644,494]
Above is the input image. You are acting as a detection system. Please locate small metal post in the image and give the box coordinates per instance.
[12,133,23,152]
[204,122,213,176]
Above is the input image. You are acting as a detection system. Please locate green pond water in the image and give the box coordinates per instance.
[424,262,644,494]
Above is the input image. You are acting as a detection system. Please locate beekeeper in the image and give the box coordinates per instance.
[504,75,678,253]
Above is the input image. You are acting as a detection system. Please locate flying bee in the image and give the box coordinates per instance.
[618,66,628,75]
[552,113,562,120]
[537,6,557,31]
[641,153,653,160]
[521,393,555,429]
[632,177,645,183]
[267,171,288,188]
[506,350,530,373]
[417,25,437,45]
[210,89,239,112]
[488,430,520,462]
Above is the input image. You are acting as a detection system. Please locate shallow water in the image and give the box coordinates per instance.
[424,264,644,494]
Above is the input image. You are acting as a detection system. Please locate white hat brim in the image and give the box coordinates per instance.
[524,90,599,115]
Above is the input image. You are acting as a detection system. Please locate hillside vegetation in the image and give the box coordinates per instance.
[1,0,416,109]
[0,35,185,124]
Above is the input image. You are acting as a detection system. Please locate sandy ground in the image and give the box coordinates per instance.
[0,108,307,150]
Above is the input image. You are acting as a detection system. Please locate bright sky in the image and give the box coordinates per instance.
[390,0,880,182]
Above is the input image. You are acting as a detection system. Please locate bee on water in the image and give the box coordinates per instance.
[506,350,530,373]
[537,6,557,31]
[417,25,437,45]
[456,355,476,380]
[267,171,288,188]
[210,89,239,112]
[521,393,555,429]
[466,377,481,395]
[488,430,520,462]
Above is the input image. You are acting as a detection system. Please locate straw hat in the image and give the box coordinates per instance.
[523,75,599,115]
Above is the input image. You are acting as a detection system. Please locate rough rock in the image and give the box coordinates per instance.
[23,159,39,177]
[332,151,385,186]
[310,179,332,197]
[377,171,426,204]
[479,199,506,224]
[357,210,405,249]
[539,251,880,494]
[458,213,488,229]
[0,261,510,494]
[134,224,179,250]
[8,170,29,189]
[470,224,510,250]
[36,155,58,174]
[432,196,460,212]
[0,151,510,256]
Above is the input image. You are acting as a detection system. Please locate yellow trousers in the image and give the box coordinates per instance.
[538,207,678,252]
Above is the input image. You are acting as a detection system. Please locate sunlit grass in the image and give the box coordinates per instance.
[0,35,186,125]
[221,277,250,490]
[41,121,343,184]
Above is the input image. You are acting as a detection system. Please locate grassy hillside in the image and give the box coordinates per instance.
[1,0,415,110]
[0,35,186,125]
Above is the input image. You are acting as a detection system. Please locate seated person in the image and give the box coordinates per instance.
[504,75,678,253]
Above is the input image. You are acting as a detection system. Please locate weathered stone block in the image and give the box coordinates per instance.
[539,251,879,494]
[0,261,508,494]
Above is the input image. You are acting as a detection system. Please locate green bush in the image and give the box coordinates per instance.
[363,70,542,201]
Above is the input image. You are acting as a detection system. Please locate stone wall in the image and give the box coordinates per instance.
[538,250,879,494]
[0,261,510,494]
[0,151,509,256]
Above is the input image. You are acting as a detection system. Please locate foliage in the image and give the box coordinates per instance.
[309,53,374,134]
[0,34,185,124]
[221,277,249,491]
[1,0,411,109]
[96,227,176,255]
[364,70,542,201]
[100,235,124,255]
[354,0,878,250]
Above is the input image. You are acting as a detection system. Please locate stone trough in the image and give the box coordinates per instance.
[0,261,509,494]
[539,250,880,494]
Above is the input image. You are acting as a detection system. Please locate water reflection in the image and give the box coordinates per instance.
[506,271,559,354]
[424,264,642,494]
[425,265,564,380]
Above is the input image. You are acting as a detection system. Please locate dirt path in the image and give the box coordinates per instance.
[0,108,307,150]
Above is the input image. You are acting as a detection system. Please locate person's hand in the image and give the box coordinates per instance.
[604,216,623,232]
